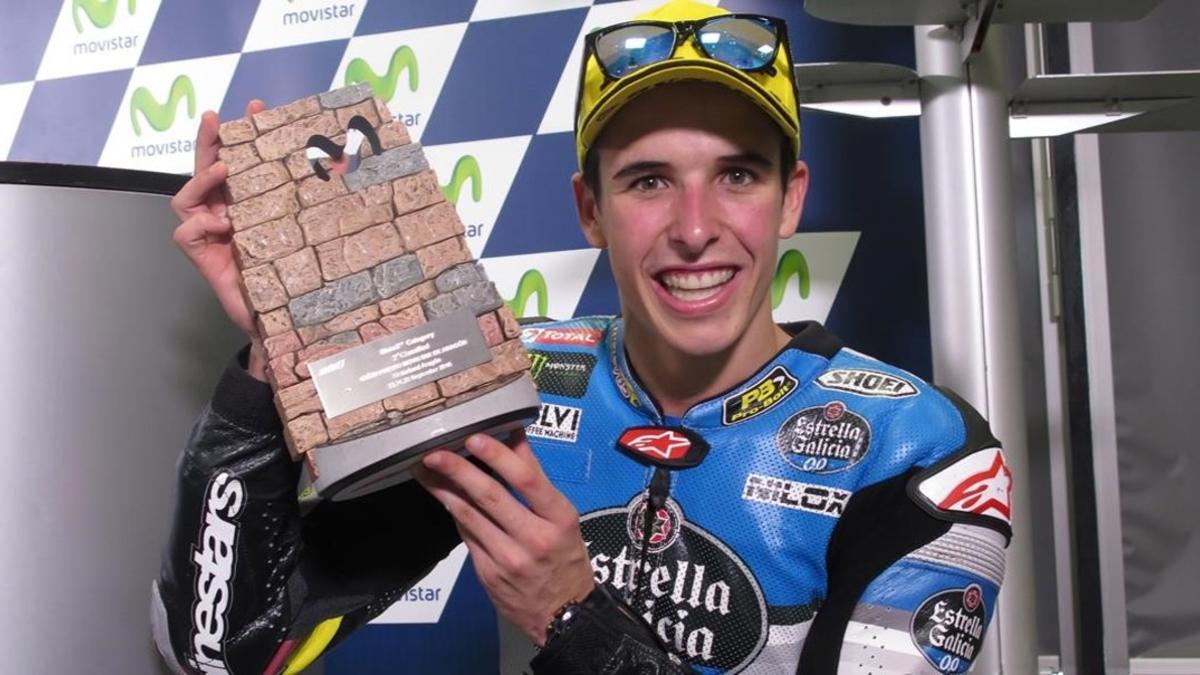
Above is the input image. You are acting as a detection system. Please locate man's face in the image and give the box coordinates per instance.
[573,81,809,358]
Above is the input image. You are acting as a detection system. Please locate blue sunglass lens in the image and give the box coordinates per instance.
[595,25,676,78]
[698,17,778,70]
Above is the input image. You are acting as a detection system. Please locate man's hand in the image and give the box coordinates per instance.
[414,430,595,645]
[171,100,268,379]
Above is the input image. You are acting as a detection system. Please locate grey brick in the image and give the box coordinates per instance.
[452,281,503,316]
[373,254,424,298]
[343,143,428,192]
[434,262,487,293]
[288,271,379,327]
[319,83,373,109]
[422,292,462,320]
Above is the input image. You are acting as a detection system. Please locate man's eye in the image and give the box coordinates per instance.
[632,176,665,191]
[724,168,756,185]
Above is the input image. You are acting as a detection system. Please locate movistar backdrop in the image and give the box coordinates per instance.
[0,1,925,672]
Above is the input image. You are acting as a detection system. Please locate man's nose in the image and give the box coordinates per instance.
[666,185,720,255]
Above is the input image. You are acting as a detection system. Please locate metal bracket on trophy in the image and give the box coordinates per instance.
[216,84,540,503]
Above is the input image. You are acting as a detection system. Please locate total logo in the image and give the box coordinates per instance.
[522,325,602,348]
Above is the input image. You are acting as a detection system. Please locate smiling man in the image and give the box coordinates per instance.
[155,1,1013,674]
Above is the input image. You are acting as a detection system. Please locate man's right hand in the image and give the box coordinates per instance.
[171,100,269,380]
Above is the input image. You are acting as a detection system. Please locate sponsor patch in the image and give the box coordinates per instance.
[722,365,798,425]
[188,471,245,674]
[625,493,684,554]
[522,326,603,347]
[526,403,582,443]
[617,426,710,468]
[816,368,918,398]
[776,401,872,474]
[741,473,851,518]
[528,350,595,398]
[916,447,1013,526]
[911,584,987,674]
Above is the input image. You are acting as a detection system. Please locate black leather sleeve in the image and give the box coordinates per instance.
[531,585,696,675]
[152,346,461,674]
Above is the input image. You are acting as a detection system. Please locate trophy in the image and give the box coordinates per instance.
[217,84,540,502]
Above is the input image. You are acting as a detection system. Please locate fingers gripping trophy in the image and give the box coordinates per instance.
[180,84,540,502]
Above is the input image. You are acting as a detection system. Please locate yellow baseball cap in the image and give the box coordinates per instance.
[574,0,801,169]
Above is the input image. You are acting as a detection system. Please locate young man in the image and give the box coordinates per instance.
[156,2,1012,673]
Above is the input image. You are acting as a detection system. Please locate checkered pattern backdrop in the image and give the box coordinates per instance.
[0,1,926,671]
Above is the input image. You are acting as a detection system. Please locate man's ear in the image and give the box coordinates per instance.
[778,160,810,239]
[572,172,607,248]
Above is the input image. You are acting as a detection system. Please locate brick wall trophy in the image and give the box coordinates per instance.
[217,84,540,502]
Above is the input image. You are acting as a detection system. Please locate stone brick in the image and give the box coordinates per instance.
[477,312,503,347]
[256,307,293,338]
[380,280,437,315]
[343,143,428,192]
[362,181,393,206]
[296,331,363,378]
[453,281,504,316]
[228,183,299,232]
[218,117,256,145]
[435,262,486,293]
[363,122,410,158]
[289,271,378,327]
[324,304,381,334]
[297,173,348,208]
[359,321,389,343]
[285,147,315,181]
[242,264,288,312]
[315,239,352,282]
[491,338,531,376]
[284,413,328,456]
[396,202,463,250]
[225,161,289,203]
[253,96,320,133]
[380,303,424,333]
[276,380,323,419]
[437,361,499,398]
[326,402,385,441]
[422,292,461,320]
[373,96,394,122]
[233,214,304,266]
[254,112,341,162]
[344,223,403,273]
[297,193,364,246]
[371,253,423,299]
[497,305,521,338]
[382,382,439,413]
[319,83,373,109]
[267,353,298,389]
[218,141,261,176]
[392,170,443,215]
[339,203,394,237]
[334,99,381,131]
[416,236,470,279]
[264,330,302,359]
[274,247,322,297]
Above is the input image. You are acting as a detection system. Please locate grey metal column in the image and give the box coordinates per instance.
[914,23,1038,675]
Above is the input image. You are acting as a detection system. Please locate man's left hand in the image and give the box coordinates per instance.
[414,430,595,645]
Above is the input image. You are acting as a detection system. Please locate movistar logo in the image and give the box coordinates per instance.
[442,155,482,205]
[771,249,810,308]
[130,75,195,136]
[73,0,136,33]
[504,269,548,319]
[345,46,419,102]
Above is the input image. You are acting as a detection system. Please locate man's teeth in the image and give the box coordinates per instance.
[660,269,734,301]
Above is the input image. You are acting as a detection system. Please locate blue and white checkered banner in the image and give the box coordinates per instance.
[0,1,927,671]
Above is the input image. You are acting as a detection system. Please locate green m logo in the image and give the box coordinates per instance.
[129,75,196,136]
[771,248,810,308]
[504,269,548,319]
[73,0,136,33]
[344,46,419,102]
[442,155,482,205]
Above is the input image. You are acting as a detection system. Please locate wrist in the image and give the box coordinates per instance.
[541,581,595,649]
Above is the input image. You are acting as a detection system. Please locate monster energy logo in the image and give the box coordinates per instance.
[130,75,195,136]
[74,0,136,33]
[504,270,548,319]
[771,249,810,309]
[345,46,419,102]
[441,155,482,205]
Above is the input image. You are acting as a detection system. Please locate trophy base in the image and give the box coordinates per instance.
[298,374,541,504]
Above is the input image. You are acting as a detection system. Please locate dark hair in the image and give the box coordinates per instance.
[580,132,796,202]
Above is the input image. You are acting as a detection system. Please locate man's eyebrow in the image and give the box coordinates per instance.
[610,160,670,181]
[717,151,774,168]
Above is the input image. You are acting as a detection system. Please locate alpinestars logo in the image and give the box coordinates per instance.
[620,429,692,462]
[188,471,245,674]
[916,447,1013,527]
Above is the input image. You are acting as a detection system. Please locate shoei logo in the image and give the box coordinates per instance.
[504,269,548,319]
[129,74,195,136]
[816,368,918,399]
[188,471,245,674]
[722,365,798,425]
[441,155,481,205]
[771,248,810,309]
[345,45,419,102]
[73,0,136,33]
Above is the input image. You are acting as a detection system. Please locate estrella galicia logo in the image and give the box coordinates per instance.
[722,365,798,425]
[130,75,195,136]
[771,248,809,309]
[504,269,548,319]
[816,368,918,399]
[911,584,987,674]
[345,45,419,102]
[528,350,595,398]
[776,401,871,473]
[625,493,683,554]
[441,155,481,205]
[74,0,136,33]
